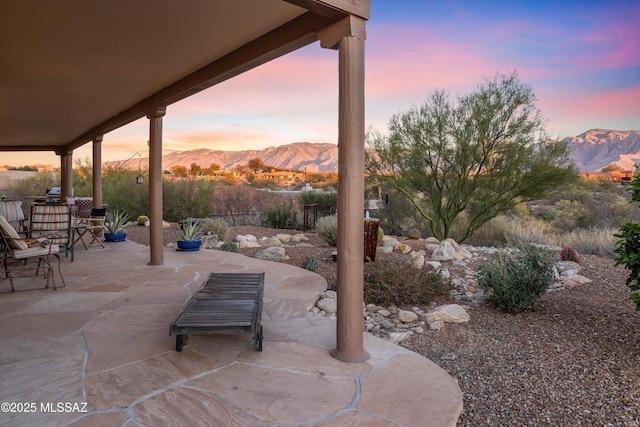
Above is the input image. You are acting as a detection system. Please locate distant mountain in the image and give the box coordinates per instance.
[104,130,640,174]
[563,129,640,172]
[107,142,339,173]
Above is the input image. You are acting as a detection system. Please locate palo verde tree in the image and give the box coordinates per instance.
[366,71,577,242]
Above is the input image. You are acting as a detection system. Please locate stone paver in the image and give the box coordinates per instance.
[0,242,462,426]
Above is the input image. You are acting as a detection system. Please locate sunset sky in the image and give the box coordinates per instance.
[4,0,639,167]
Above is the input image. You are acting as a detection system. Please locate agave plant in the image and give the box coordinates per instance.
[105,210,131,234]
[180,220,205,241]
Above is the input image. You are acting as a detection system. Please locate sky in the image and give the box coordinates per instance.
[4,0,640,167]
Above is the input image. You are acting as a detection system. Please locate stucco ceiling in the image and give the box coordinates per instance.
[0,0,367,155]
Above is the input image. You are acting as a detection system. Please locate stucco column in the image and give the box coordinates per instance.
[330,24,369,363]
[60,151,73,204]
[92,136,103,209]
[147,106,166,265]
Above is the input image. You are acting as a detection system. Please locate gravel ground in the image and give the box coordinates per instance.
[127,225,640,426]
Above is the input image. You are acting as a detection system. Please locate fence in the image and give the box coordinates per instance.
[303,203,337,231]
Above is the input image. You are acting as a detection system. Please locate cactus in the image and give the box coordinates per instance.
[137,215,149,226]
[220,242,238,253]
[377,226,384,242]
[302,256,319,272]
[559,246,581,264]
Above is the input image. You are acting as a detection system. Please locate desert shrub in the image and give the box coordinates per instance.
[211,185,289,226]
[298,190,337,205]
[162,179,215,222]
[364,255,451,306]
[559,246,581,264]
[560,227,617,257]
[552,200,592,232]
[477,245,556,314]
[465,215,510,247]
[220,242,238,252]
[302,257,319,272]
[504,217,556,247]
[614,167,640,310]
[265,200,298,229]
[202,217,228,241]
[316,214,338,246]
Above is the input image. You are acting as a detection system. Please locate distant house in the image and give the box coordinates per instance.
[254,171,305,185]
[580,170,635,184]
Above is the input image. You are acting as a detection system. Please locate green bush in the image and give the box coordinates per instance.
[614,166,640,310]
[202,217,228,241]
[265,200,298,229]
[220,242,238,252]
[316,214,338,246]
[298,190,337,205]
[364,255,451,306]
[302,256,319,272]
[477,245,556,313]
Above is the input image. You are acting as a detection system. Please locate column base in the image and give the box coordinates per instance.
[330,348,370,363]
[147,261,164,266]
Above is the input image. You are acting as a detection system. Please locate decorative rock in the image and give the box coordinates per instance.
[203,233,218,249]
[424,260,442,270]
[557,261,582,273]
[424,243,440,252]
[428,320,445,330]
[295,243,314,248]
[424,237,440,245]
[275,233,292,243]
[444,238,459,249]
[260,237,283,247]
[376,246,393,254]
[422,304,470,324]
[162,220,172,228]
[439,268,451,279]
[398,310,419,323]
[394,243,412,254]
[388,331,413,344]
[377,309,391,317]
[316,298,337,315]
[291,234,309,242]
[235,234,258,242]
[237,239,262,249]
[409,251,425,269]
[381,236,399,247]
[455,247,473,260]
[254,246,287,262]
[432,241,456,261]
[405,228,422,239]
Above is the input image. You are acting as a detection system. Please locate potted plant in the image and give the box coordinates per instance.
[177,220,204,251]
[104,210,131,242]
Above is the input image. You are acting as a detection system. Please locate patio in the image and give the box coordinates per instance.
[0,241,462,427]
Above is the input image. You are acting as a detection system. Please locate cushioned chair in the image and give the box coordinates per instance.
[29,203,74,261]
[0,200,28,234]
[0,214,65,292]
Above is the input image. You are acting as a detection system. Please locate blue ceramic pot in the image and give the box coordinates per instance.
[177,240,202,250]
[104,232,127,242]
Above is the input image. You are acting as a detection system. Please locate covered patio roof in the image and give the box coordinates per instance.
[0,0,368,153]
[1,1,378,364]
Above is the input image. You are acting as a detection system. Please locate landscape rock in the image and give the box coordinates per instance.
[260,237,283,247]
[421,304,470,324]
[376,246,393,254]
[237,239,262,249]
[444,238,459,249]
[381,236,399,247]
[428,320,445,330]
[316,298,337,315]
[394,242,412,254]
[405,228,422,239]
[424,237,440,245]
[291,234,309,243]
[203,233,218,249]
[398,310,419,323]
[389,331,414,344]
[432,241,456,261]
[409,251,425,269]
[275,233,292,243]
[254,246,287,262]
[557,260,582,273]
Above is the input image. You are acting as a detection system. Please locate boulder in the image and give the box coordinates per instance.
[557,260,582,273]
[237,239,262,249]
[254,247,287,262]
[291,234,309,243]
[275,233,292,243]
[260,237,283,248]
[394,242,412,254]
[409,251,425,269]
[424,237,440,245]
[316,298,337,315]
[455,246,473,260]
[398,310,419,323]
[405,228,422,239]
[444,238,459,249]
[421,304,470,324]
[381,236,399,247]
[376,246,393,254]
[432,241,456,261]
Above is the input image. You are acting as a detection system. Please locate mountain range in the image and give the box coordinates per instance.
[106,129,640,173]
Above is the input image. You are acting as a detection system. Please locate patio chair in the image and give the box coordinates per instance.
[29,203,74,261]
[0,200,28,234]
[74,208,106,249]
[0,214,65,292]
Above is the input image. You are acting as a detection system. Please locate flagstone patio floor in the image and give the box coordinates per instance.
[0,240,462,427]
